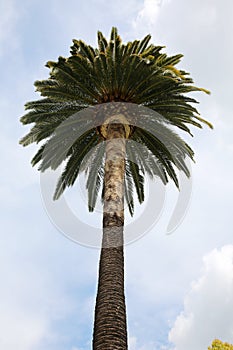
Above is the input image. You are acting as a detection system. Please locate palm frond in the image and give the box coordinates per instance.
[133,128,180,188]
[126,146,144,203]
[124,159,134,216]
[39,128,98,172]
[53,132,99,199]
[97,31,108,52]
[86,142,105,211]
[127,140,168,185]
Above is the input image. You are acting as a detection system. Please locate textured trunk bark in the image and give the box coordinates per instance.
[92,121,128,350]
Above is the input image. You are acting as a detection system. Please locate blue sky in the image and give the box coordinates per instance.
[1,0,233,349]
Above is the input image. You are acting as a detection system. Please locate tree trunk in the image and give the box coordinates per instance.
[92,121,128,350]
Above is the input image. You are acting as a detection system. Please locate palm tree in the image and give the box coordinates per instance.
[20,27,212,349]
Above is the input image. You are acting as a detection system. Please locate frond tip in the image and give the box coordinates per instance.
[195,115,213,129]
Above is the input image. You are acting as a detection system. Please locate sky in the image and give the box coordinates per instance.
[1,0,233,349]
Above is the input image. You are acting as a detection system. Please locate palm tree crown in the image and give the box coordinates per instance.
[20,27,212,215]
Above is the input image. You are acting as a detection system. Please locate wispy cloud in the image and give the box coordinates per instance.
[132,0,163,34]
[129,335,157,350]
[168,245,233,349]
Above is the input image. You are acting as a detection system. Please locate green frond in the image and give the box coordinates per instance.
[34,79,58,89]
[67,54,94,77]
[157,54,183,68]
[31,143,46,166]
[34,79,80,102]
[104,28,124,96]
[52,60,100,102]
[127,140,168,185]
[121,55,151,99]
[19,127,40,146]
[93,55,109,96]
[20,108,78,125]
[132,75,176,103]
[195,115,213,129]
[139,44,164,59]
[45,60,57,69]
[164,65,186,79]
[24,98,83,112]
[199,87,211,95]
[124,160,134,216]
[126,147,144,203]
[139,120,194,161]
[131,40,142,55]
[97,31,108,52]
[110,27,118,42]
[71,39,96,62]
[39,128,97,172]
[53,132,99,200]
[126,141,145,174]
[19,118,64,146]
[86,141,105,211]
[136,34,151,54]
[134,128,180,188]
[53,152,80,200]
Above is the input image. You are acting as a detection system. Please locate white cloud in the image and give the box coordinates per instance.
[129,336,137,349]
[168,245,233,350]
[0,304,48,350]
[129,335,157,350]
[132,0,163,33]
[0,256,50,350]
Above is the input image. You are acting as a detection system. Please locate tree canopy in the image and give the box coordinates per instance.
[208,339,233,350]
[19,27,212,215]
